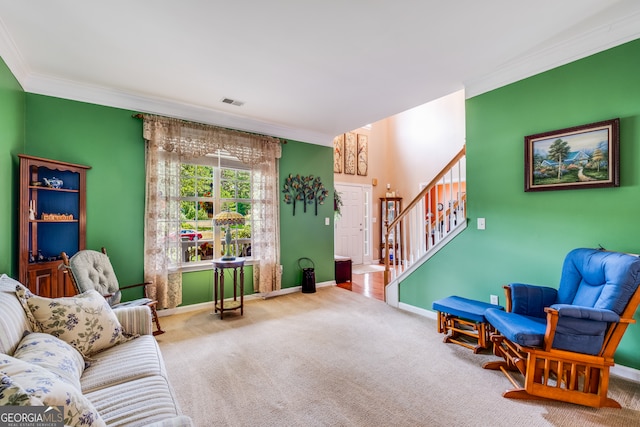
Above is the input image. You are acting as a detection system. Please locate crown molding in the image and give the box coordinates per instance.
[0,14,29,87]
[0,16,333,147]
[464,10,640,99]
[23,73,334,146]
[2,8,638,145]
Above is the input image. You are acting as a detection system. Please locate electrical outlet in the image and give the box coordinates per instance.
[490,294,499,305]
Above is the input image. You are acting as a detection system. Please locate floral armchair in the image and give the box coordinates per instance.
[61,248,164,336]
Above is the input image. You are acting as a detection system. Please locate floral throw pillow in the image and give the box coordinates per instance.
[10,277,39,331]
[13,332,86,390]
[0,355,105,426]
[0,371,44,406]
[15,285,134,357]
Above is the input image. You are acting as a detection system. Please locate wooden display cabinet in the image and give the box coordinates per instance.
[18,155,90,297]
[379,197,402,264]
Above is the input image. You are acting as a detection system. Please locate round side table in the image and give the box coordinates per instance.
[212,257,245,319]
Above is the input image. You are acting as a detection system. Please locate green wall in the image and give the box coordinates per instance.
[9,37,639,368]
[279,140,334,288]
[0,57,25,277]
[20,93,334,305]
[399,38,640,368]
[25,95,145,298]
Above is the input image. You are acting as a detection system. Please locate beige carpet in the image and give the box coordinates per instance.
[156,286,640,427]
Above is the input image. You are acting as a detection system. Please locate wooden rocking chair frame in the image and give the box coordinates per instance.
[483,284,640,408]
[61,247,164,336]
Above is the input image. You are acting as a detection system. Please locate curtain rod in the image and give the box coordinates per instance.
[132,113,286,144]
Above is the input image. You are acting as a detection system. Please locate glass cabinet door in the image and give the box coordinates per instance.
[379,197,402,263]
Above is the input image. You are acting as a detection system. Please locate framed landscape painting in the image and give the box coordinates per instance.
[524,118,619,192]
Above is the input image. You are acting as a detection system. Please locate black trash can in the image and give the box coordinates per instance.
[298,257,316,293]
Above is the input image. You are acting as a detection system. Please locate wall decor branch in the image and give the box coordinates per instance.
[283,174,328,215]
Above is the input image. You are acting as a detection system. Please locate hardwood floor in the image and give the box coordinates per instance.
[336,269,385,301]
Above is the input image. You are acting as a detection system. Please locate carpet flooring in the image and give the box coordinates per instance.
[156,286,640,427]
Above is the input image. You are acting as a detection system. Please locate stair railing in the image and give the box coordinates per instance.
[383,146,466,287]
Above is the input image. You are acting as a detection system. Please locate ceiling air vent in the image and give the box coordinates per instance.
[221,97,244,107]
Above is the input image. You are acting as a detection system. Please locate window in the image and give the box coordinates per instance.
[179,153,252,265]
[143,113,282,302]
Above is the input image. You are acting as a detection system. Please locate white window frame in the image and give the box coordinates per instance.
[180,152,254,272]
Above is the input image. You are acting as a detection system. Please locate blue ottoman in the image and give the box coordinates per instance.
[432,296,504,353]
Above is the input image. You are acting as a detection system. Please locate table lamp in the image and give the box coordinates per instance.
[213,211,245,260]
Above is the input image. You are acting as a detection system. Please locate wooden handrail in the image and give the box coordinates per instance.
[427,196,466,230]
[388,146,465,232]
[383,146,466,286]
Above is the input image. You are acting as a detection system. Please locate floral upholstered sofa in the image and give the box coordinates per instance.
[0,274,193,427]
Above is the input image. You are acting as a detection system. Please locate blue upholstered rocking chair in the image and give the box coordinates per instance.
[483,248,640,408]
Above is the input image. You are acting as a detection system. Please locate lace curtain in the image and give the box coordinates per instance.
[142,115,282,308]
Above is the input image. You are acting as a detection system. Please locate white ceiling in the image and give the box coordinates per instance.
[1,1,639,146]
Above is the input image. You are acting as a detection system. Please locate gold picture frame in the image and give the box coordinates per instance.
[333,134,344,173]
[344,132,357,175]
[524,118,620,192]
[357,134,368,176]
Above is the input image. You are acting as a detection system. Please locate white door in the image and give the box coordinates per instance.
[335,184,364,264]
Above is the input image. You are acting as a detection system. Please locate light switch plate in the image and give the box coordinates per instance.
[477,218,486,230]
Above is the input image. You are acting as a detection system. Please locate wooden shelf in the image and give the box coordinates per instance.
[19,154,91,298]
[30,220,78,223]
[216,300,242,310]
[29,186,79,193]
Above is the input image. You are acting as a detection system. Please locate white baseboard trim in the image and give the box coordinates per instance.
[157,280,336,317]
[398,302,437,320]
[157,301,214,317]
[611,363,640,382]
[397,302,640,384]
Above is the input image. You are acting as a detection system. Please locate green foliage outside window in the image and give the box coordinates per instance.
[179,161,252,262]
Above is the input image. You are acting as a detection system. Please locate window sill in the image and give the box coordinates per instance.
[180,257,255,273]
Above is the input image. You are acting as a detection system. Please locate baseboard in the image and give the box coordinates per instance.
[398,302,437,320]
[157,280,336,317]
[157,301,215,317]
[397,302,640,384]
[611,363,640,382]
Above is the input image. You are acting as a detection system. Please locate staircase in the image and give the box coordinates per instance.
[383,146,467,306]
